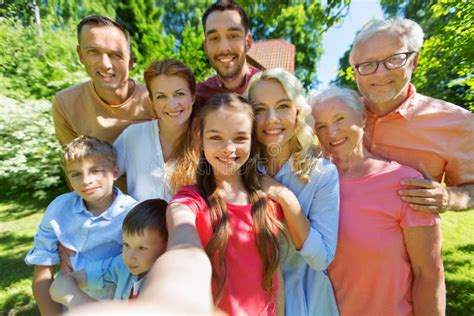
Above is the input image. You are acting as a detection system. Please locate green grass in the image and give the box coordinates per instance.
[0,191,473,315]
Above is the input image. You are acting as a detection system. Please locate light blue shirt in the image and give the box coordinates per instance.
[263,159,340,315]
[86,254,144,300]
[25,187,136,299]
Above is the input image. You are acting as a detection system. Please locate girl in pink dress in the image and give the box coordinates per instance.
[167,93,285,315]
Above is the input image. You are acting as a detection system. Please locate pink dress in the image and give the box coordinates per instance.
[328,162,440,316]
[171,185,282,315]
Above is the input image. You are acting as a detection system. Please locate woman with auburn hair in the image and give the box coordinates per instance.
[245,68,340,315]
[114,58,197,201]
[310,86,444,316]
[167,93,286,315]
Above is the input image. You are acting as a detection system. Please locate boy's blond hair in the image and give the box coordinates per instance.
[61,135,117,170]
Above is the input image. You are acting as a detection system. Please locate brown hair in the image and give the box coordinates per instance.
[195,93,285,303]
[144,58,198,193]
[61,135,117,171]
[77,15,132,57]
[123,199,168,241]
[202,0,250,34]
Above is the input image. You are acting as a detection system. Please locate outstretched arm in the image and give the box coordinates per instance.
[67,203,214,315]
[49,270,95,308]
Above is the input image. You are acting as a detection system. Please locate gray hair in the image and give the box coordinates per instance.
[308,86,364,118]
[349,18,424,64]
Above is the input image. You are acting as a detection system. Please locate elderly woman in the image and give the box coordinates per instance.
[245,68,340,315]
[310,86,445,316]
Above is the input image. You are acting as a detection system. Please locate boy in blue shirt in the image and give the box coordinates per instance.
[25,135,137,315]
[49,199,168,307]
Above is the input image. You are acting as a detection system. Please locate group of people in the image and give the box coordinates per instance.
[24,0,473,315]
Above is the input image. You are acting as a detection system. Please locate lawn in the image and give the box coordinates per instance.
[0,190,473,315]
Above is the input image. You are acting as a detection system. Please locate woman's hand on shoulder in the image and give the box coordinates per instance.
[261,176,288,203]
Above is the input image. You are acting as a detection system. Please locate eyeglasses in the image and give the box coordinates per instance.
[354,51,416,76]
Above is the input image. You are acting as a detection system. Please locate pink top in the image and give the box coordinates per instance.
[171,185,282,316]
[364,84,474,186]
[328,162,440,316]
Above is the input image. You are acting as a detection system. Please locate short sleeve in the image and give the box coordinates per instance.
[399,167,441,228]
[169,186,207,215]
[52,95,77,147]
[85,255,123,289]
[445,112,474,186]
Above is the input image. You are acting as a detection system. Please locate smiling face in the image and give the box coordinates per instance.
[249,79,297,159]
[203,10,251,83]
[66,158,118,213]
[122,229,167,279]
[77,25,132,96]
[202,108,252,179]
[312,97,365,160]
[351,29,416,113]
[150,74,194,128]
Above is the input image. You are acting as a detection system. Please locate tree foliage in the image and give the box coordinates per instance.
[334,0,473,111]
[0,0,349,195]
[1,0,350,98]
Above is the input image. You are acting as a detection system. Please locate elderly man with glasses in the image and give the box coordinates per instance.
[349,18,474,214]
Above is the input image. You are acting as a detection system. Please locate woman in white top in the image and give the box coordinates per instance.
[114,59,197,201]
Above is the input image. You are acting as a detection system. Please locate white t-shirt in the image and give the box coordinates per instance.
[114,120,174,202]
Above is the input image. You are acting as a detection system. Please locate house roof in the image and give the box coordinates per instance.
[247,39,295,73]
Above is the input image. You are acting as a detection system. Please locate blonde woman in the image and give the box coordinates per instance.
[245,68,340,315]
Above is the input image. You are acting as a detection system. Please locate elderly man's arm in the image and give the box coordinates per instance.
[399,179,474,213]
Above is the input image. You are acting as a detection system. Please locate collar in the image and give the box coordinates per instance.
[257,158,293,178]
[364,83,418,120]
[213,65,257,92]
[74,187,124,220]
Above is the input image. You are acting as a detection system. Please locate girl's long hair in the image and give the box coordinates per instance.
[195,93,286,303]
[143,58,198,193]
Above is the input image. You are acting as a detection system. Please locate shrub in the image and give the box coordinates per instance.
[0,95,64,200]
[0,17,87,101]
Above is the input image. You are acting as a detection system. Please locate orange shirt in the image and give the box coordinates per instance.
[52,80,155,147]
[364,84,474,186]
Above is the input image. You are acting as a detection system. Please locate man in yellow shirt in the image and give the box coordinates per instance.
[52,15,154,146]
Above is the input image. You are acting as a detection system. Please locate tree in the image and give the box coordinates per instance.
[243,0,350,87]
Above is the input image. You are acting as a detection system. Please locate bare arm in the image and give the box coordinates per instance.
[67,203,214,315]
[403,225,445,315]
[32,265,61,316]
[400,175,474,213]
[49,270,95,308]
[262,176,310,250]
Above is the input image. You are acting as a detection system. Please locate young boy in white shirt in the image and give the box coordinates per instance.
[49,199,168,306]
[25,135,137,315]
